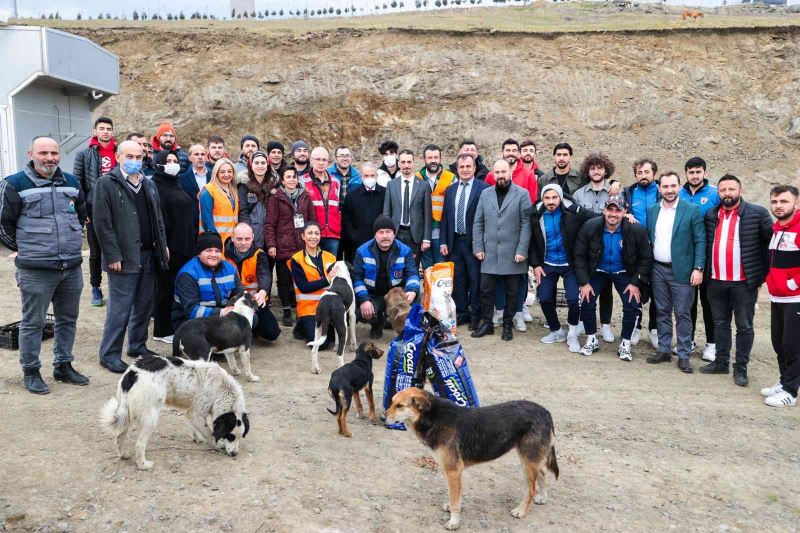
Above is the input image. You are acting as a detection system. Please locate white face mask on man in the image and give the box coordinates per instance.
[383,155,397,168]
[163,162,181,176]
[362,177,377,189]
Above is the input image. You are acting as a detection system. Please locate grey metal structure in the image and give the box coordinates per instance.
[0,25,120,178]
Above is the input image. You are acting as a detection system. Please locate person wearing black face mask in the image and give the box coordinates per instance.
[152,150,197,344]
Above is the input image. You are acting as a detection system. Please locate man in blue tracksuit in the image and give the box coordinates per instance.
[679,156,721,362]
[353,215,420,339]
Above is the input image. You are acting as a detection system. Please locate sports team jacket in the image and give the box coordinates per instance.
[767,210,800,303]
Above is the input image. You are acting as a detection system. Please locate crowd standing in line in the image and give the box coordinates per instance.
[0,119,797,409]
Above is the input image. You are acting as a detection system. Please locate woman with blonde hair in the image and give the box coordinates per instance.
[199,158,239,243]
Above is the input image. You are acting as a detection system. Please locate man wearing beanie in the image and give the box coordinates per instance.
[236,134,261,174]
[529,182,596,351]
[150,122,189,174]
[353,214,420,339]
[171,232,243,331]
[291,140,310,177]
[266,141,288,183]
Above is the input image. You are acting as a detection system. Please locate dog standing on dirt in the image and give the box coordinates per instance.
[172,292,261,382]
[307,261,358,374]
[327,341,384,437]
[99,355,250,470]
[386,388,559,530]
[385,286,412,335]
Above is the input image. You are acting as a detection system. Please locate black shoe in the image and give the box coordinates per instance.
[53,362,89,385]
[733,367,749,387]
[646,351,672,364]
[501,323,513,341]
[282,309,293,327]
[700,361,729,374]
[456,316,470,326]
[293,327,305,340]
[677,358,694,374]
[23,368,50,395]
[99,357,129,374]
[468,320,480,332]
[128,347,158,358]
[471,323,494,338]
[369,323,383,339]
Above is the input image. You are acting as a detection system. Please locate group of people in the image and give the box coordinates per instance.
[1,118,798,409]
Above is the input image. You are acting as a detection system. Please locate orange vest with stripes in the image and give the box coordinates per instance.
[200,182,239,243]
[225,248,262,294]
[416,169,456,222]
[290,249,336,317]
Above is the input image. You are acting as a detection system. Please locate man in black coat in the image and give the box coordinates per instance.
[341,163,386,261]
[440,154,490,330]
[700,175,773,386]
[574,196,652,361]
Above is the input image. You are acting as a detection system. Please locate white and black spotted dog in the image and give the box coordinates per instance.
[307,261,358,374]
[172,291,261,382]
[99,354,250,470]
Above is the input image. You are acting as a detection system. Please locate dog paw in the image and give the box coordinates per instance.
[510,505,527,519]
[444,518,461,530]
[369,416,377,425]
[356,411,365,419]
[137,460,154,470]
[534,493,547,505]
[230,368,241,376]
[311,366,321,374]
[247,374,261,382]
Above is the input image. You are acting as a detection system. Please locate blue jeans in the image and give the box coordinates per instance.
[320,238,339,257]
[495,274,528,313]
[16,266,83,370]
[421,237,442,270]
[579,272,641,340]
[537,264,579,331]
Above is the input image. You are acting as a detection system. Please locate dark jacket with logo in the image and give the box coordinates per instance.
[528,198,596,269]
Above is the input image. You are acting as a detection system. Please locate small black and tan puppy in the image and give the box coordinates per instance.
[327,341,384,437]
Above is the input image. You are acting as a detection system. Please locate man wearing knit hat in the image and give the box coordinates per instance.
[150,122,189,174]
[291,140,310,177]
[352,214,421,339]
[266,141,287,183]
[236,134,261,174]
[172,232,243,331]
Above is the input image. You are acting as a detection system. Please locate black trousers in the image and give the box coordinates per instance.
[275,260,296,309]
[355,294,388,326]
[450,235,481,323]
[397,227,421,268]
[480,273,520,326]
[771,302,800,397]
[86,219,103,288]
[153,255,188,337]
[690,283,715,344]
[706,279,757,368]
[599,283,613,325]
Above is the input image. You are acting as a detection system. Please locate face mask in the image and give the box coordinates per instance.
[383,155,397,168]
[122,159,143,175]
[163,162,181,176]
[363,177,377,189]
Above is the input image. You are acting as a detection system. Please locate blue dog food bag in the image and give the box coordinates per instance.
[423,316,480,408]
[382,304,426,430]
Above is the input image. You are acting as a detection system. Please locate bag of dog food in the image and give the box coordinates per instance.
[422,262,457,333]
[382,304,427,431]
[422,312,480,408]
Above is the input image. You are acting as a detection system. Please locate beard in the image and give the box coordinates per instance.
[295,156,308,165]
[721,196,739,208]
[521,154,534,164]
[505,156,517,166]
[161,140,174,150]
[496,179,511,190]
[426,163,441,174]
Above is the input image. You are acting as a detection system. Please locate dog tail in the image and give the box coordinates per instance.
[327,388,341,416]
[99,397,128,434]
[306,313,331,348]
[547,445,560,480]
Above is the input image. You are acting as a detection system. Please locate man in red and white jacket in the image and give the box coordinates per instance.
[763,185,800,407]
[302,146,342,257]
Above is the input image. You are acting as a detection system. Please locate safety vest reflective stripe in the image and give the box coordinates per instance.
[225,249,261,294]
[290,249,336,317]
[296,294,322,301]
[199,182,239,242]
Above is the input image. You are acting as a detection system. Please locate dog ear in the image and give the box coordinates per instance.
[412,392,431,412]
[242,413,250,438]
[213,412,236,441]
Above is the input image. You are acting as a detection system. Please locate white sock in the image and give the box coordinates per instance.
[568,324,578,335]
[587,334,597,343]
[621,339,631,348]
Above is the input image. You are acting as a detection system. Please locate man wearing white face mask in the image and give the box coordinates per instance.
[377,140,400,187]
[341,162,387,261]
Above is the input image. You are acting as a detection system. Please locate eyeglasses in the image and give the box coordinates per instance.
[160,133,176,138]
[336,154,352,159]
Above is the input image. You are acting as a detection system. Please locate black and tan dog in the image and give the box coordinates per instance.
[386,388,559,530]
[327,341,384,437]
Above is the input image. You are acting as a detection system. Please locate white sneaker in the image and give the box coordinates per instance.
[764,390,797,408]
[630,328,641,346]
[154,335,174,344]
[567,333,581,353]
[513,312,527,332]
[702,343,716,362]
[577,322,585,335]
[579,337,599,356]
[522,307,533,322]
[649,329,659,349]
[541,329,566,344]
[601,323,615,343]
[618,342,632,361]
[760,381,784,398]
[492,309,503,326]
[673,341,697,355]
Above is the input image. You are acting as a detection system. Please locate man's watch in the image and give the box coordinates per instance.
[694,267,704,272]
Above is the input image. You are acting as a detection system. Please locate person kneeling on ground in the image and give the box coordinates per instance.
[224,223,280,341]
[289,221,337,348]
[353,215,420,339]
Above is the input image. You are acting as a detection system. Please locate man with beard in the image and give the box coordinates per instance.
[448,139,490,181]
[377,140,400,186]
[416,144,455,268]
[538,143,587,197]
[74,116,117,307]
[149,122,189,173]
[471,160,532,341]
[699,175,772,387]
[383,150,432,267]
[328,145,362,200]
[679,157,721,362]
[520,139,543,178]
[624,158,662,348]
[206,135,228,174]
[178,144,211,230]
[235,134,261,174]
[0,137,90,394]
[646,172,705,374]
[762,185,800,407]
[291,140,311,178]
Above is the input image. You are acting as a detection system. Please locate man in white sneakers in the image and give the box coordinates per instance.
[763,185,800,407]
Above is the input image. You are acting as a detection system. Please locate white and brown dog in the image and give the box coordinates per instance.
[100,355,250,470]
[307,261,358,374]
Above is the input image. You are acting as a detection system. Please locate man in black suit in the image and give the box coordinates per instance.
[178,144,211,231]
[440,154,490,330]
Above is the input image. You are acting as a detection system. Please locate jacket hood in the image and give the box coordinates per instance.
[89,136,116,151]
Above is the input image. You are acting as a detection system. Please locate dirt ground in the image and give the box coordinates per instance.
[1,253,798,533]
